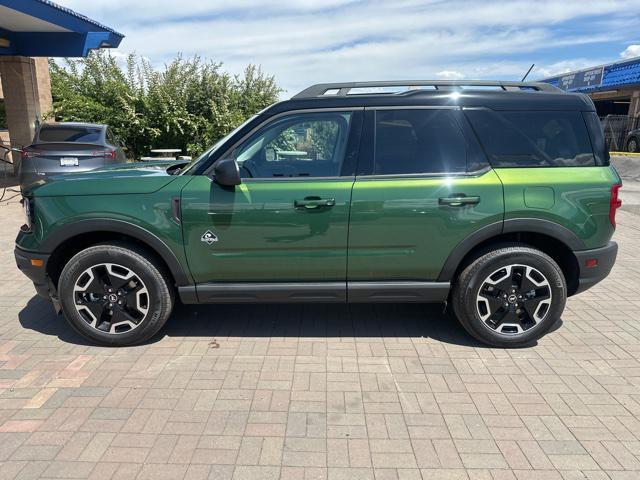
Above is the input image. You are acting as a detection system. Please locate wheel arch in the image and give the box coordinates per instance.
[43,219,191,290]
[438,219,583,296]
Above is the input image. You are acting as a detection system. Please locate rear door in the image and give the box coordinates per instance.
[180,109,363,297]
[347,107,504,288]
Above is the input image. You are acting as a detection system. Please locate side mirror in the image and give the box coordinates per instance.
[212,157,241,186]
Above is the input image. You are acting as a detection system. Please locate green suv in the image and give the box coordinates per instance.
[15,81,621,347]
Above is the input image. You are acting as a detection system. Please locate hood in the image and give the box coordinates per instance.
[25,160,189,197]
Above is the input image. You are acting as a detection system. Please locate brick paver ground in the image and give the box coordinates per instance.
[1,193,639,480]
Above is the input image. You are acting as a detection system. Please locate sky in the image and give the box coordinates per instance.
[56,0,640,97]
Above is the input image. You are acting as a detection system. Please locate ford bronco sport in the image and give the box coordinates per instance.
[15,80,621,347]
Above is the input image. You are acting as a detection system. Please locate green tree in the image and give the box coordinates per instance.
[49,51,280,159]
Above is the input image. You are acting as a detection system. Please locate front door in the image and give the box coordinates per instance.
[181,110,363,299]
[348,107,504,287]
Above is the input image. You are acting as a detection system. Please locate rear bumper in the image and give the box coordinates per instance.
[19,171,41,189]
[14,246,51,299]
[573,241,618,295]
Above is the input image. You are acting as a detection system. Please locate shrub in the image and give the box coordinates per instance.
[49,51,280,159]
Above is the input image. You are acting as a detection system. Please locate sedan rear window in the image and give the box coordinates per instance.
[465,110,595,167]
[38,126,102,143]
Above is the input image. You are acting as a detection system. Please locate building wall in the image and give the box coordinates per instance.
[629,91,640,118]
[0,56,53,170]
[0,69,7,159]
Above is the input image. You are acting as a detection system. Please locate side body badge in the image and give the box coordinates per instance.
[201,230,218,245]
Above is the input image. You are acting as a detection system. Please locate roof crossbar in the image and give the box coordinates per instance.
[292,80,561,99]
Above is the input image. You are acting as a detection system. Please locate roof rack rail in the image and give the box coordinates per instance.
[292,80,561,99]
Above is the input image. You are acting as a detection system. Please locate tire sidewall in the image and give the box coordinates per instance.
[459,250,566,346]
[59,245,171,346]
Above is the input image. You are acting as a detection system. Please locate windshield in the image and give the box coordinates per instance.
[181,115,258,175]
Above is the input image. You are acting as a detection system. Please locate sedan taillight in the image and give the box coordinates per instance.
[21,149,42,158]
[92,149,117,159]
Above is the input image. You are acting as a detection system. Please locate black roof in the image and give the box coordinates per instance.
[265,81,595,116]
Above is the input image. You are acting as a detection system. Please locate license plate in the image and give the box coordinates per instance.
[60,157,79,166]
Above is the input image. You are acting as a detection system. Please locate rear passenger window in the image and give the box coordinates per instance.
[374,109,467,174]
[465,110,595,167]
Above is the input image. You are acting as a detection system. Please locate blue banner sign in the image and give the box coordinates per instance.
[541,57,640,93]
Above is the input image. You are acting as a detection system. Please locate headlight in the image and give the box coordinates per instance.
[21,197,33,232]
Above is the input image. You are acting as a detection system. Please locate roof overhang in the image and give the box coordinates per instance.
[0,0,123,57]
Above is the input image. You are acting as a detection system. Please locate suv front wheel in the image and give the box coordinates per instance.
[452,246,567,347]
[58,242,174,346]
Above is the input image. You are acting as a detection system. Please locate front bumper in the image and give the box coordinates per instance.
[14,246,51,299]
[573,241,618,295]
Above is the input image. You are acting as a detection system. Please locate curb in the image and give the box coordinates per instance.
[611,152,640,157]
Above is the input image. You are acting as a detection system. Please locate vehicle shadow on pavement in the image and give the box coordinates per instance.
[18,296,95,346]
[19,296,559,348]
[165,302,483,347]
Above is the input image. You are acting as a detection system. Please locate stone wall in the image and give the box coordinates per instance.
[0,56,52,172]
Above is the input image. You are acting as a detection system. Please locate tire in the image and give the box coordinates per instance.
[627,137,639,153]
[451,246,566,347]
[58,242,174,346]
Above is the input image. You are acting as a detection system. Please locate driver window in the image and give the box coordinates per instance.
[235,112,352,178]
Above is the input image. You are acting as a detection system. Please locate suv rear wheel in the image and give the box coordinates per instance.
[627,136,639,153]
[58,242,174,346]
[452,246,566,347]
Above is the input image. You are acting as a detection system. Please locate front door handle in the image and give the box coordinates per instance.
[294,196,336,210]
[438,195,480,207]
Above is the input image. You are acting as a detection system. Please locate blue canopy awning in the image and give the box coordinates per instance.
[0,0,123,57]
[540,56,640,94]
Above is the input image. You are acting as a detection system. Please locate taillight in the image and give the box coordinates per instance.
[92,149,116,159]
[21,149,41,158]
[609,183,622,228]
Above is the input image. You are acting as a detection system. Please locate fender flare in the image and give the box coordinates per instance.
[437,218,585,282]
[40,219,192,286]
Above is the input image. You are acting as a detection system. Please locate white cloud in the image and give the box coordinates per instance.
[621,45,640,59]
[531,59,606,79]
[53,0,640,95]
[436,70,465,80]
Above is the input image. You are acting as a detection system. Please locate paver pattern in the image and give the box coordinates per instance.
[1,194,640,480]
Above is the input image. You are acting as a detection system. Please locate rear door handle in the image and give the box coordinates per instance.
[294,196,336,209]
[438,195,480,207]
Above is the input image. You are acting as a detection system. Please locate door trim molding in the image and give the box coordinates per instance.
[348,281,450,302]
[178,281,451,304]
[181,282,346,304]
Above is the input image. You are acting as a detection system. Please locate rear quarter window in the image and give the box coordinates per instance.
[582,112,609,166]
[38,126,103,143]
[465,109,596,167]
